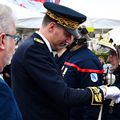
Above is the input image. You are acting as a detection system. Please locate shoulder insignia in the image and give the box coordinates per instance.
[90,73,98,82]
[34,38,44,44]
[87,86,104,105]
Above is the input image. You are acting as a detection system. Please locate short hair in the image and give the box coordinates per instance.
[42,15,54,27]
[0,4,16,34]
[42,14,63,29]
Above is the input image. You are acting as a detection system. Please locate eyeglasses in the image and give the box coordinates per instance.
[5,34,22,45]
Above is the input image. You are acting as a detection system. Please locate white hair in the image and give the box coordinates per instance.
[0,4,16,34]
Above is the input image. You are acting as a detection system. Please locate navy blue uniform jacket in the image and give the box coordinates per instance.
[0,77,22,120]
[102,65,120,120]
[11,33,101,120]
[58,46,104,120]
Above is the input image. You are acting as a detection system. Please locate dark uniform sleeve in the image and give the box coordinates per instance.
[23,44,104,107]
[62,52,103,119]
[113,65,120,88]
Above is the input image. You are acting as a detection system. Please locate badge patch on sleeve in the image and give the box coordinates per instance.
[90,73,98,82]
[87,86,104,105]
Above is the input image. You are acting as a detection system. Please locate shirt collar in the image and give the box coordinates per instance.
[0,74,4,81]
[35,31,52,52]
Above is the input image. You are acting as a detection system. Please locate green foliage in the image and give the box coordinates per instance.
[92,50,109,62]
[97,54,108,63]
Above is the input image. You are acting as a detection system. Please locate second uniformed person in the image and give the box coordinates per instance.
[95,33,120,120]
[57,27,104,120]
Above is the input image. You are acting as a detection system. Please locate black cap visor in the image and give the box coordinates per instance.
[64,27,80,38]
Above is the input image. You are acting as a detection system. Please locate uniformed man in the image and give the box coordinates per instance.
[11,2,120,120]
[94,32,120,120]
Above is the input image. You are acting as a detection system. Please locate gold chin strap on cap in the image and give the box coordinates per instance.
[87,86,104,105]
[46,11,80,29]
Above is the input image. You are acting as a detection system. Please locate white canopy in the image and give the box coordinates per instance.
[1,0,120,29]
[0,0,44,28]
[60,0,120,29]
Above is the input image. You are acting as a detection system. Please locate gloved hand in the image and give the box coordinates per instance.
[99,85,120,103]
[112,95,120,103]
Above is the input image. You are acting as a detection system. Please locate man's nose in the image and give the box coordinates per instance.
[66,35,74,45]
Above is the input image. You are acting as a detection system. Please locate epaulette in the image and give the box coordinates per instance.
[34,38,44,44]
[87,87,104,105]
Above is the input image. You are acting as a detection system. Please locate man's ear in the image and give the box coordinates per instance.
[0,33,5,50]
[48,22,57,32]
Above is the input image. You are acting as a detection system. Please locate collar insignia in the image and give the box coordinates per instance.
[34,38,44,44]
